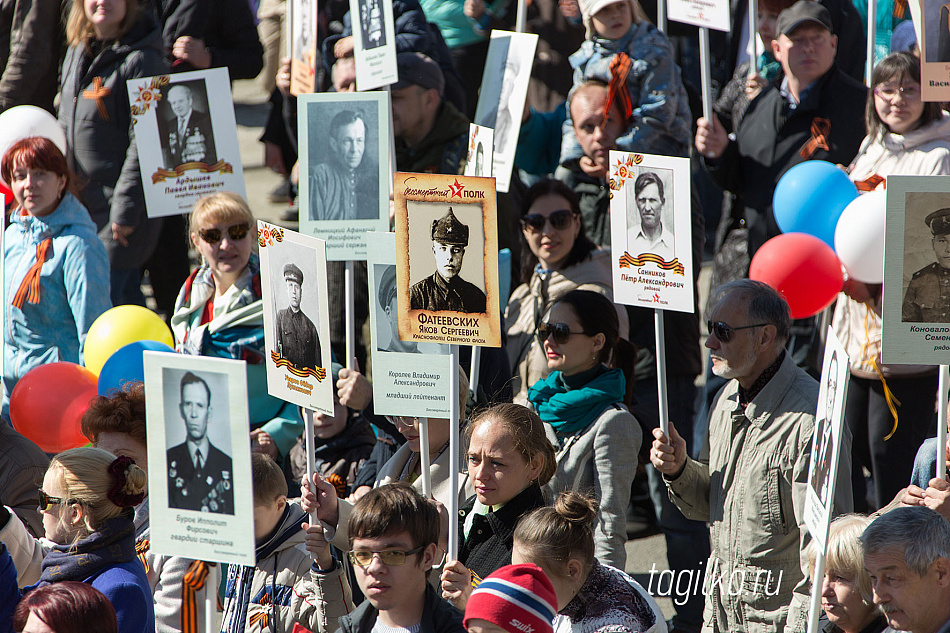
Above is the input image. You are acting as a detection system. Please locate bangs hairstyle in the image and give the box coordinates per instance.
[347,483,439,552]
[189,191,256,235]
[1,137,78,199]
[81,382,147,447]
[467,403,557,486]
[252,453,288,506]
[518,178,596,283]
[14,582,118,633]
[67,0,142,46]
[514,491,598,575]
[867,51,941,139]
[807,514,874,604]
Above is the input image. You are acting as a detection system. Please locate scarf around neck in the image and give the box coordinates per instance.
[36,509,136,587]
[527,366,626,435]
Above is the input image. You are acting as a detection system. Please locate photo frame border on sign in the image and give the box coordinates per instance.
[607,151,695,314]
[128,67,246,219]
[289,0,319,95]
[258,221,334,415]
[464,124,494,178]
[351,0,398,90]
[916,0,950,102]
[394,172,501,348]
[143,351,255,566]
[299,91,390,261]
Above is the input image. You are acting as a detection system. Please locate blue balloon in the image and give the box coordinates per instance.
[773,161,857,248]
[96,340,175,396]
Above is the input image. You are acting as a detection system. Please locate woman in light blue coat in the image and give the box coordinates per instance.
[1,137,111,420]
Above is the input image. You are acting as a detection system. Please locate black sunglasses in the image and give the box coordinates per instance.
[537,321,590,345]
[348,546,424,567]
[521,209,576,233]
[37,489,78,512]
[198,222,251,244]
[707,320,769,343]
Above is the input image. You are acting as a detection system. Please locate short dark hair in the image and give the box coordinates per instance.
[518,178,596,283]
[81,382,147,448]
[348,483,439,554]
[180,372,211,403]
[14,582,117,633]
[330,110,364,139]
[866,52,941,139]
[634,172,664,201]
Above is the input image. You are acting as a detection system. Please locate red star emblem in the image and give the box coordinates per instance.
[449,178,465,197]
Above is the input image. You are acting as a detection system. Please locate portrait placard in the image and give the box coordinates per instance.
[803,329,850,548]
[608,151,695,313]
[916,0,950,101]
[128,68,246,218]
[882,176,950,364]
[299,92,390,260]
[289,0,319,95]
[258,222,334,414]
[351,0,398,90]
[367,231,453,417]
[394,172,501,348]
[667,0,730,31]
[463,124,494,178]
[472,31,538,193]
[144,351,254,566]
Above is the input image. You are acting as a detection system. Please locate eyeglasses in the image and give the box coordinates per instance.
[521,210,576,233]
[707,320,769,343]
[873,83,921,102]
[197,222,251,244]
[537,321,590,345]
[348,546,424,567]
[37,489,78,512]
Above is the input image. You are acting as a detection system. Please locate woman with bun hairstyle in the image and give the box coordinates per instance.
[441,403,557,610]
[13,582,118,633]
[511,492,666,633]
[527,289,639,568]
[0,447,154,633]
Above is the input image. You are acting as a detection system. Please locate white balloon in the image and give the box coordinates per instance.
[834,188,886,284]
[0,106,68,187]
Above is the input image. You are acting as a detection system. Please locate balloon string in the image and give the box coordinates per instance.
[863,305,900,440]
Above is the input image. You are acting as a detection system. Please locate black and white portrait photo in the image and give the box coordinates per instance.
[408,204,487,314]
[276,262,322,371]
[626,169,675,261]
[464,124,493,178]
[810,353,838,506]
[158,80,217,169]
[164,369,233,515]
[375,264,419,353]
[357,0,387,50]
[902,193,950,323]
[293,0,315,59]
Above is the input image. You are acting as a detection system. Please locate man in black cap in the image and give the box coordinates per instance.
[275,263,322,370]
[903,208,950,322]
[409,208,487,313]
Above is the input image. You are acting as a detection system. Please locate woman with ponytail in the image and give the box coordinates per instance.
[511,492,665,633]
[526,289,639,568]
[0,447,154,633]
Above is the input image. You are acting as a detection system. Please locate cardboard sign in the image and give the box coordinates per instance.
[351,0,398,90]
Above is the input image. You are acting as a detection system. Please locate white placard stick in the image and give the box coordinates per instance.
[284,0,293,60]
[655,311,669,436]
[419,417,432,498]
[205,562,218,633]
[699,27,714,121]
[304,408,317,524]
[448,345,460,561]
[516,0,527,32]
[866,0,876,86]
[469,347,482,400]
[806,549,825,633]
[747,0,758,79]
[386,86,396,194]
[939,365,949,481]
[658,0,667,33]
[345,260,355,369]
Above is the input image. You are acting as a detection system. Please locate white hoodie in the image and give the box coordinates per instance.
[849,111,950,183]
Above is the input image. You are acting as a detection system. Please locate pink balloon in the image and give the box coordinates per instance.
[750,233,843,319]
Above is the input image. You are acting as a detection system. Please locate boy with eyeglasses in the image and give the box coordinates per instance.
[338,483,465,633]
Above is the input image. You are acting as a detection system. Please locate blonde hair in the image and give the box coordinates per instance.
[66,0,142,46]
[514,491,598,576]
[807,514,875,605]
[48,447,147,540]
[189,192,256,237]
[467,403,557,486]
[252,453,288,506]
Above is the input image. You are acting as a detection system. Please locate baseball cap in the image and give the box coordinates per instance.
[775,0,834,36]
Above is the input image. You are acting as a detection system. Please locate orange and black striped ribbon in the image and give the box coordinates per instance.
[604,53,634,125]
[12,238,52,309]
[617,252,686,275]
[854,174,884,192]
[799,117,831,159]
[135,539,151,573]
[82,77,111,120]
[181,560,210,633]
[894,0,907,19]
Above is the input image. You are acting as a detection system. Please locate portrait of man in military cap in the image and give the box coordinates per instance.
[409,207,488,313]
[275,262,323,370]
[903,207,950,322]
[375,263,419,353]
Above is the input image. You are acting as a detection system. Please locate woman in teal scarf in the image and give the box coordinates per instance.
[527,290,639,569]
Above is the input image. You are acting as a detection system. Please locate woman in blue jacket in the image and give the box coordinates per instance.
[0,137,111,421]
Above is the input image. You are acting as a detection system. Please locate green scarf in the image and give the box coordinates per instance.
[527,367,626,436]
[758,51,781,82]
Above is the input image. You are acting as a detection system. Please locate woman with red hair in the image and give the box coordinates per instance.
[13,582,118,633]
[1,137,111,421]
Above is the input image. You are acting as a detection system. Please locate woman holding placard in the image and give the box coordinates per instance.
[506,179,628,405]
[58,0,166,306]
[171,192,302,462]
[833,51,950,512]
[526,289,638,568]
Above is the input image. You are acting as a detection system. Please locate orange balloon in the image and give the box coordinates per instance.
[11,362,97,453]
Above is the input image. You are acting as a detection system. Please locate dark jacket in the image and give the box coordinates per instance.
[396,100,469,175]
[58,14,167,269]
[703,65,867,256]
[166,441,234,514]
[0,0,68,113]
[457,483,545,582]
[337,583,465,633]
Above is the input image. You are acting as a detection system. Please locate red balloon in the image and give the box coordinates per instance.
[749,233,843,319]
[11,362,97,453]
[0,182,11,206]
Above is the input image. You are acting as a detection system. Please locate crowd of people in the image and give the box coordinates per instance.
[4,0,950,631]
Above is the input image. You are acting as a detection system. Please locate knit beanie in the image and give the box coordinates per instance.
[463,564,558,633]
[578,0,649,39]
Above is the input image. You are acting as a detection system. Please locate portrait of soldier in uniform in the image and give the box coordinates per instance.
[810,353,838,506]
[158,83,217,169]
[627,171,674,260]
[358,0,386,49]
[376,264,419,353]
[166,371,234,514]
[309,108,379,221]
[936,0,950,61]
[903,208,950,322]
[275,263,322,370]
[409,208,487,313]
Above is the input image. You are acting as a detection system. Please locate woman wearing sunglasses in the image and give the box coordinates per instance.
[0,447,152,633]
[506,178,628,405]
[834,51,950,512]
[171,192,302,463]
[0,137,111,422]
[527,290,638,568]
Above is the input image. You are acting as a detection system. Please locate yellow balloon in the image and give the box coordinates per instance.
[83,306,175,375]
